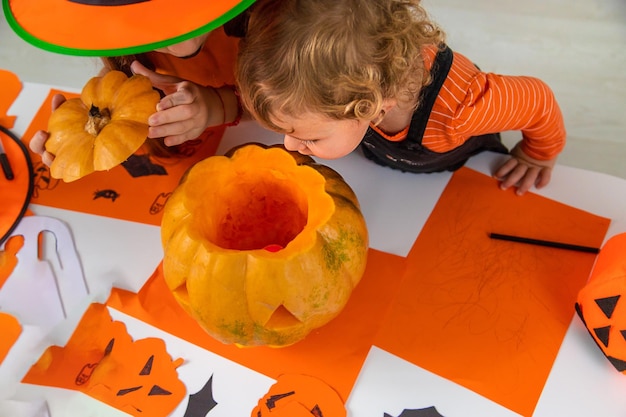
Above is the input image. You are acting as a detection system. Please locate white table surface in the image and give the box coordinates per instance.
[2,81,626,417]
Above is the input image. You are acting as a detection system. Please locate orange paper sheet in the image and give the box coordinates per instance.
[0,312,21,364]
[107,249,406,399]
[22,89,225,225]
[374,167,610,416]
[22,303,186,416]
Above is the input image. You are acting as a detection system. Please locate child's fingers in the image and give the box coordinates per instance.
[156,87,194,112]
[29,130,49,155]
[51,94,67,110]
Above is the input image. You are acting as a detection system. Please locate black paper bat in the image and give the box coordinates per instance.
[385,406,445,417]
[183,375,218,416]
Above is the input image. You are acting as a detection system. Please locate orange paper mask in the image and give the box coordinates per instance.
[577,232,626,373]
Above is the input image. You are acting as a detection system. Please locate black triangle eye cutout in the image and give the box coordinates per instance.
[594,326,611,347]
[621,329,626,342]
[595,295,621,319]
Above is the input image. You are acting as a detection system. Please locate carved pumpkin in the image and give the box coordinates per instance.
[46,70,160,182]
[252,374,346,416]
[160,143,368,347]
[576,233,626,373]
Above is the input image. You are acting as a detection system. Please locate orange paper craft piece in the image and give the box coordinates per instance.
[22,89,225,225]
[22,303,186,417]
[374,167,610,416]
[0,234,24,289]
[0,312,22,364]
[576,232,626,373]
[107,249,406,399]
[252,374,346,416]
[0,69,21,128]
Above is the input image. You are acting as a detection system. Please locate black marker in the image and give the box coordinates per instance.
[489,233,600,254]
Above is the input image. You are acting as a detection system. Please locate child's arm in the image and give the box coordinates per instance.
[452,69,566,195]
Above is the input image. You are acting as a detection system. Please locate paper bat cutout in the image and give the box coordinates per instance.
[384,407,445,417]
[0,215,88,327]
[183,374,218,416]
[122,154,168,177]
[22,303,186,416]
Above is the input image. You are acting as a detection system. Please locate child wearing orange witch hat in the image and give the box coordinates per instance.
[3,0,255,163]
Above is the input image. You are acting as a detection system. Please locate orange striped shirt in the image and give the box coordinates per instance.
[374,46,566,160]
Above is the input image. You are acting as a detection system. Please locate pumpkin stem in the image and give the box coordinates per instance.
[85,104,111,136]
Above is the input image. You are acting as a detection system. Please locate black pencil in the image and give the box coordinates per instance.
[489,233,600,254]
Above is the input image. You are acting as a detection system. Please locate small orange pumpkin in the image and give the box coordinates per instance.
[46,70,160,182]
[160,143,369,347]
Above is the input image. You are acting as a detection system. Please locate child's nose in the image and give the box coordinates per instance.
[283,135,304,152]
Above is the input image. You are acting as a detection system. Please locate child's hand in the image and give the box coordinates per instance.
[29,93,67,166]
[130,61,225,147]
[494,142,556,195]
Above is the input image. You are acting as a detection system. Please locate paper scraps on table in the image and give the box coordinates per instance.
[22,303,186,417]
[251,374,346,417]
[0,215,88,328]
[0,311,21,365]
[0,69,21,128]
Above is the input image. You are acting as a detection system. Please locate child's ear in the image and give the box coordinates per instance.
[381,98,397,113]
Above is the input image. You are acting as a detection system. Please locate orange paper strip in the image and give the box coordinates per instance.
[0,312,22,364]
[0,69,21,128]
[22,89,224,225]
[374,167,610,416]
[107,249,406,399]
[22,303,186,417]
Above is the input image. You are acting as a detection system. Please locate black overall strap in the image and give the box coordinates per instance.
[360,44,508,173]
[405,45,453,145]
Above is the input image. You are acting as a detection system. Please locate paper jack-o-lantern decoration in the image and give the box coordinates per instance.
[252,374,346,416]
[22,303,186,416]
[161,143,369,347]
[45,70,160,182]
[576,233,626,373]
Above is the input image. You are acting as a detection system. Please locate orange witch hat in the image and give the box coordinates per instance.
[2,0,255,56]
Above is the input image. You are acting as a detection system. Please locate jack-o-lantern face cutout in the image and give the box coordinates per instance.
[576,233,626,373]
[252,374,346,417]
[22,303,186,416]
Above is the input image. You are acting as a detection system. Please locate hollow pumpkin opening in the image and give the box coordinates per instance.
[199,172,309,251]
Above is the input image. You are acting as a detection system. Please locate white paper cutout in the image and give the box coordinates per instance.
[0,216,88,328]
[0,399,50,417]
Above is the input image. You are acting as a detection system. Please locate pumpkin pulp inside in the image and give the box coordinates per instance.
[198,171,309,251]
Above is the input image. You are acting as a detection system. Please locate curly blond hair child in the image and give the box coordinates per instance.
[236,0,566,195]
